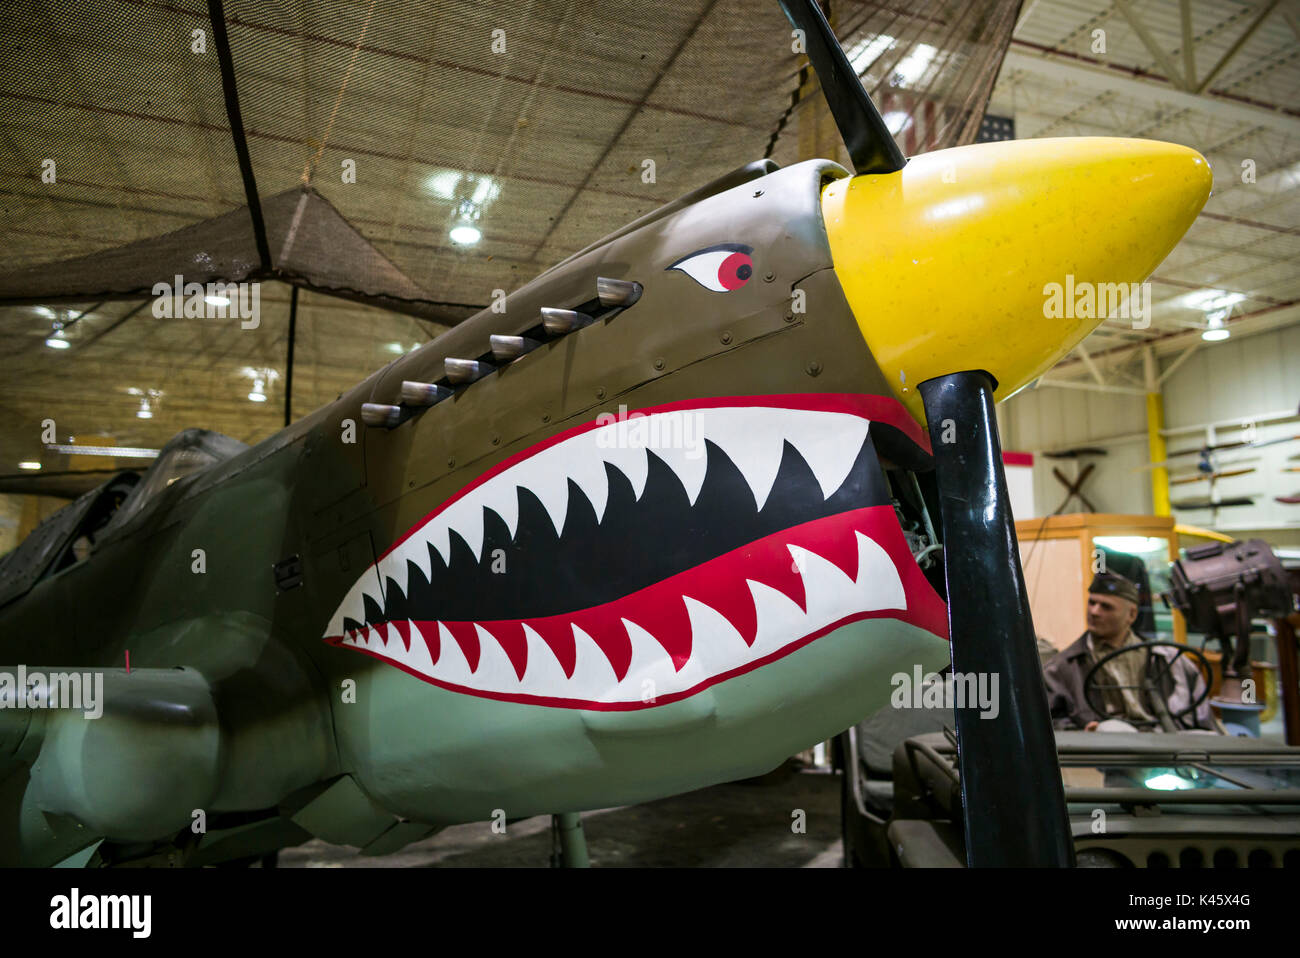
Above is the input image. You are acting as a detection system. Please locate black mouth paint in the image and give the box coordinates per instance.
[349,435,891,632]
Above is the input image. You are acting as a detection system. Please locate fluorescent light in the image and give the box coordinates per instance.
[424,170,461,198]
[450,225,481,245]
[1180,288,1245,311]
[46,443,159,459]
[895,43,937,86]
[204,294,230,307]
[17,461,41,471]
[386,342,405,354]
[1202,312,1230,341]
[846,34,894,74]
[44,336,70,350]
[883,111,912,135]
[1094,536,1166,554]
[471,176,500,205]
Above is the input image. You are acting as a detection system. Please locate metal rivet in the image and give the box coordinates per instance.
[753,189,764,198]
[764,270,775,282]
[720,331,732,345]
[784,310,795,322]
[653,358,665,370]
[596,387,606,399]
[447,456,456,468]
[542,413,551,423]
[805,360,822,377]
[491,434,501,445]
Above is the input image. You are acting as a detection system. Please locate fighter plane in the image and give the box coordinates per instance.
[0,1,1210,867]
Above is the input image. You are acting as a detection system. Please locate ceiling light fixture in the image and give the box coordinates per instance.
[18,461,41,471]
[1202,312,1230,342]
[450,224,481,245]
[46,443,159,459]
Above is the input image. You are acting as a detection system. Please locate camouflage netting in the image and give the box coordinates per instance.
[0,0,1022,321]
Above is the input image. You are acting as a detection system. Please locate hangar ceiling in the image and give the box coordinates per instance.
[0,0,1296,497]
[0,0,1018,486]
[994,0,1300,392]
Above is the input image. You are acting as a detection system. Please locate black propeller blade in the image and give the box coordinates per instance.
[919,371,1075,867]
[777,0,907,175]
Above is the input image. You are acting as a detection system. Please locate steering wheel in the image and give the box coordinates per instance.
[1082,641,1213,729]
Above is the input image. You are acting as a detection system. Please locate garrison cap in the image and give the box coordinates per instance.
[1089,571,1140,605]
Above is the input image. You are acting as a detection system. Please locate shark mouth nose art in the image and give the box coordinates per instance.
[323,395,948,709]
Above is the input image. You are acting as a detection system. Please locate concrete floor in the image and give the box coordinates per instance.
[279,763,844,868]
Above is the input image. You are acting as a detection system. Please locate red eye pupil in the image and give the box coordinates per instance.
[718,252,753,291]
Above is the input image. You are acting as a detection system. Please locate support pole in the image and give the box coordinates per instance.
[550,812,589,868]
[918,370,1075,867]
[284,284,298,427]
[207,0,272,271]
[1275,615,1300,747]
[1144,346,1171,516]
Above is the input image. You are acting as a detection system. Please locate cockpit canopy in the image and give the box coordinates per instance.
[0,428,247,608]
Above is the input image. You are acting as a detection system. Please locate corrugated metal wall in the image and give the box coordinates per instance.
[1162,324,1300,537]
[998,382,1150,520]
[998,324,1300,535]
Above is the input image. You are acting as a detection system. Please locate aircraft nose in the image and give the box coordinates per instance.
[821,137,1212,422]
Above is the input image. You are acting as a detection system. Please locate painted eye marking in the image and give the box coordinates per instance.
[666,243,754,292]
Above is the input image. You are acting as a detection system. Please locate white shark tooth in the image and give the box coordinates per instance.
[421,519,452,568]
[474,624,523,687]
[562,453,611,523]
[476,475,521,540]
[788,416,871,500]
[429,622,475,686]
[787,543,856,625]
[377,551,411,601]
[569,624,617,701]
[359,574,386,619]
[614,619,680,702]
[652,440,708,505]
[518,624,571,697]
[681,596,751,684]
[397,533,435,585]
[854,532,906,611]
[440,495,487,562]
[511,458,572,536]
[746,578,809,660]
[704,417,785,510]
[401,620,436,673]
[595,441,647,501]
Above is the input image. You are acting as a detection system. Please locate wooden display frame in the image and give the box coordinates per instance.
[1015,513,1186,651]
